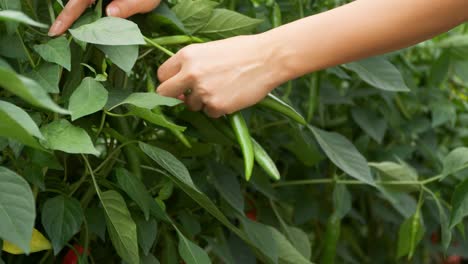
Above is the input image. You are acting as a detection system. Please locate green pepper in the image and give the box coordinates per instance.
[228,113,254,180]
[252,138,280,180]
[272,2,282,28]
[322,214,341,264]
[258,94,307,125]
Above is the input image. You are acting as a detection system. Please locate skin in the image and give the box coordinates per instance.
[48,0,161,36]
[52,0,468,117]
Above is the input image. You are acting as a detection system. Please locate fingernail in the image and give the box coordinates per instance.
[48,20,63,37]
[106,6,120,17]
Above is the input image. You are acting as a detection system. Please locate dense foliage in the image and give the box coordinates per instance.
[0,0,467,263]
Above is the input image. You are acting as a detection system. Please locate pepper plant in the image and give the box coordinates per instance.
[0,0,467,263]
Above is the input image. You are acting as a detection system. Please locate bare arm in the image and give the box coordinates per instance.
[157,0,468,117]
[269,0,468,81]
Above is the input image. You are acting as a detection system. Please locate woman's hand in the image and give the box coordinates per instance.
[157,34,289,118]
[48,0,161,36]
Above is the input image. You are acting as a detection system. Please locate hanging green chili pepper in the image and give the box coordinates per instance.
[210,118,281,181]
[322,214,341,264]
[228,113,254,180]
[258,94,307,125]
[272,2,282,28]
[251,138,280,180]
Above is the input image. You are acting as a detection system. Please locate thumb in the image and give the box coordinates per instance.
[106,0,160,18]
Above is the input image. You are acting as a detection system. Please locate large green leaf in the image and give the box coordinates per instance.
[172,0,218,33]
[441,147,468,179]
[343,56,410,92]
[96,45,138,73]
[25,64,61,94]
[449,178,468,228]
[41,196,83,254]
[101,190,139,264]
[116,168,152,220]
[177,230,212,264]
[308,126,374,186]
[68,77,108,121]
[0,100,44,149]
[198,9,262,39]
[0,10,47,28]
[0,68,70,114]
[0,167,35,254]
[211,164,244,214]
[351,107,387,143]
[40,119,99,155]
[33,37,71,71]
[107,92,181,111]
[69,17,146,45]
[135,215,157,256]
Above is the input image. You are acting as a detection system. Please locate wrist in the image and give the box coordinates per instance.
[255,30,298,90]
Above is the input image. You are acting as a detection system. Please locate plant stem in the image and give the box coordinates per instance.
[144,37,175,57]
[16,28,36,69]
[272,174,444,187]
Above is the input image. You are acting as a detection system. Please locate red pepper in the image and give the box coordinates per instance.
[443,255,462,264]
[62,244,89,264]
[430,231,440,244]
[246,209,257,221]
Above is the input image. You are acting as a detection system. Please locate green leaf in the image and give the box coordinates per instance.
[96,45,138,73]
[343,56,410,92]
[449,178,468,228]
[33,37,71,71]
[431,101,456,127]
[107,92,181,111]
[241,219,278,264]
[0,10,47,28]
[442,147,468,179]
[397,213,424,259]
[0,167,35,254]
[431,193,452,251]
[0,100,44,149]
[41,196,83,254]
[147,3,188,33]
[69,17,146,45]
[308,126,374,186]
[172,0,218,33]
[25,64,61,94]
[129,107,186,132]
[198,9,262,39]
[177,230,212,264]
[116,168,152,220]
[85,207,106,241]
[40,119,99,155]
[135,215,157,256]
[333,184,351,220]
[211,164,244,214]
[0,68,70,114]
[438,35,468,48]
[68,77,108,121]
[101,190,139,264]
[369,161,418,181]
[285,226,311,260]
[351,107,387,143]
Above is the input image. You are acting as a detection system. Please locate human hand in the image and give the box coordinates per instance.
[157,35,289,118]
[48,0,161,36]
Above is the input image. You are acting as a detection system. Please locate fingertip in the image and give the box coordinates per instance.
[106,5,121,17]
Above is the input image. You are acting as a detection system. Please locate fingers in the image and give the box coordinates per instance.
[157,72,191,98]
[185,92,204,112]
[49,0,94,36]
[106,0,161,18]
[157,54,182,83]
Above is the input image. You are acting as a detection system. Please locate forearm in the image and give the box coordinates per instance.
[263,0,468,81]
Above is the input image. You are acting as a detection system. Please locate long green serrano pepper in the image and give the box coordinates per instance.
[251,138,280,180]
[258,94,307,125]
[209,118,281,181]
[322,214,341,264]
[228,112,254,181]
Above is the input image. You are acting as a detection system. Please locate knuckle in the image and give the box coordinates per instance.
[206,97,226,113]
